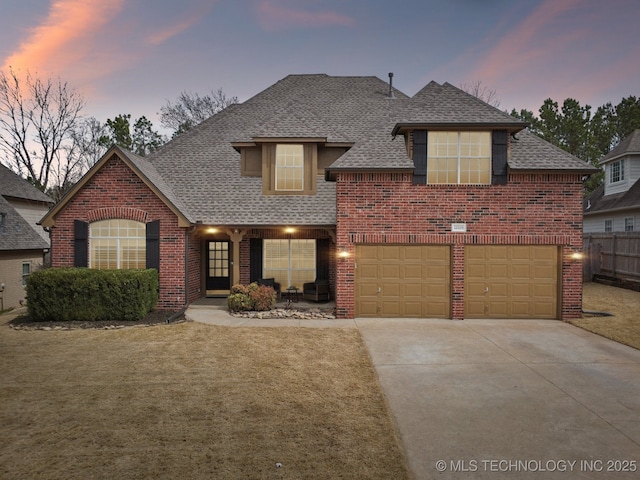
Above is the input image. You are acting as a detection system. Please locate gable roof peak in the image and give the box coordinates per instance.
[600,128,640,164]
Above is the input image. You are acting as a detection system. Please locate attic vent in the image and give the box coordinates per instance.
[388,72,395,99]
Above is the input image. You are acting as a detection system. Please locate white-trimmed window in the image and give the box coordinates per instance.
[427,131,491,184]
[22,262,31,286]
[604,219,612,232]
[275,144,304,191]
[610,160,625,183]
[263,239,315,289]
[90,219,146,269]
[625,217,634,232]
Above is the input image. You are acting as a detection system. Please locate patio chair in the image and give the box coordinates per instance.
[302,279,330,302]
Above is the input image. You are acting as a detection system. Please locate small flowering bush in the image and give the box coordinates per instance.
[227,282,277,312]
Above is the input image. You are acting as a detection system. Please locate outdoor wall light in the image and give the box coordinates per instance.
[284,227,296,234]
[571,251,584,261]
[207,227,219,234]
[339,250,350,259]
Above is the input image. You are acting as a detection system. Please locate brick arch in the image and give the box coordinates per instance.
[87,207,149,224]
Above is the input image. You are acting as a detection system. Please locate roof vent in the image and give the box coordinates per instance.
[388,72,395,99]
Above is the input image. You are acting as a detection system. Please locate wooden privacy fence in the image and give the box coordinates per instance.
[583,233,640,285]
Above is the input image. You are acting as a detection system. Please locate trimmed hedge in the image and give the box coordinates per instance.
[26,268,159,322]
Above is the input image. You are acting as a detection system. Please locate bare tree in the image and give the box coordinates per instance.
[159,88,238,136]
[0,68,85,192]
[459,80,501,108]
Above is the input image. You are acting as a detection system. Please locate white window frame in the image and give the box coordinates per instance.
[22,262,31,286]
[427,131,491,185]
[89,219,146,269]
[625,217,634,232]
[609,160,625,184]
[275,144,304,191]
[604,219,612,232]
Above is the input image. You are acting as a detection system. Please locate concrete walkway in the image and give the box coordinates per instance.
[356,318,640,480]
[185,304,356,328]
[187,307,640,479]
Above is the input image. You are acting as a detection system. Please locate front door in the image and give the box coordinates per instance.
[206,241,230,292]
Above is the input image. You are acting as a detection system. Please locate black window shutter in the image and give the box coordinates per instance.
[412,130,428,185]
[250,238,263,283]
[146,220,160,270]
[74,220,88,267]
[316,238,330,281]
[492,130,508,185]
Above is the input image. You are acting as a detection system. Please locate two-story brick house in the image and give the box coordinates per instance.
[41,74,596,320]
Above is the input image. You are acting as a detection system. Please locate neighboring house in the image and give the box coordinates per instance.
[584,129,640,233]
[41,74,596,320]
[0,164,54,310]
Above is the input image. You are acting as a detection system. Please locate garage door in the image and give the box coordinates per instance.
[356,245,450,318]
[465,245,559,319]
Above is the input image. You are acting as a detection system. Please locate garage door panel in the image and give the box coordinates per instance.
[381,246,401,260]
[426,265,447,279]
[356,245,450,318]
[381,264,400,279]
[487,301,508,316]
[358,246,379,260]
[403,264,423,279]
[511,264,532,279]
[488,264,508,277]
[511,283,532,297]
[465,245,558,319]
[404,283,424,297]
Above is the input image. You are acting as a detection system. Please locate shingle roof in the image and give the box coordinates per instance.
[73,74,597,227]
[600,129,640,164]
[0,163,54,204]
[0,195,49,251]
[147,74,409,225]
[584,179,640,215]
[510,129,599,171]
[392,81,529,131]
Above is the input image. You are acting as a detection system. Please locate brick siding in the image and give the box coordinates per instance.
[335,172,585,320]
[49,154,188,310]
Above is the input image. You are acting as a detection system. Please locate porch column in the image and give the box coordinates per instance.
[225,229,247,286]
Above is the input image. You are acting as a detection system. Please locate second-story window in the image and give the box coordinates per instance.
[610,160,624,183]
[275,144,304,191]
[427,131,491,184]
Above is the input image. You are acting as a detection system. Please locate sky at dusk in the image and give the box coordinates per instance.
[1,0,639,134]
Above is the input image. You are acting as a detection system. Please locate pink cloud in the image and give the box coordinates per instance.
[2,0,125,75]
[469,0,585,85]
[146,2,216,45]
[255,0,354,31]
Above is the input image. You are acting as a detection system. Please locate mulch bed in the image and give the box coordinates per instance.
[8,309,186,330]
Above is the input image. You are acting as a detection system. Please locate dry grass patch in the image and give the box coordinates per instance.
[574,282,640,350]
[0,317,409,480]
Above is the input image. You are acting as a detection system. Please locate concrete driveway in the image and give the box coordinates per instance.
[356,318,640,480]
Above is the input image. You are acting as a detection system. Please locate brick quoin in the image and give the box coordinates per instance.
[335,172,585,320]
[49,154,188,310]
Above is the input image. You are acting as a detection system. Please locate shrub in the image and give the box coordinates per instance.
[26,268,158,322]
[251,284,277,311]
[227,293,252,312]
[227,282,277,312]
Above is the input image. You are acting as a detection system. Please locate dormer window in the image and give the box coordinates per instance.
[275,144,304,191]
[427,131,491,184]
[609,160,624,184]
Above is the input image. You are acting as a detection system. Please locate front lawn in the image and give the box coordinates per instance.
[573,282,640,350]
[0,315,409,479]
